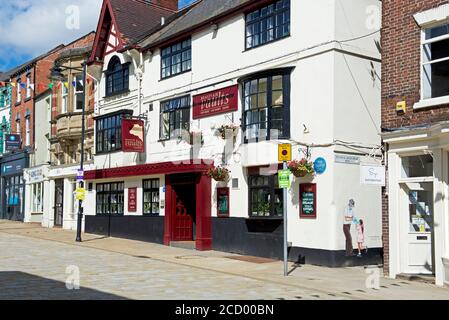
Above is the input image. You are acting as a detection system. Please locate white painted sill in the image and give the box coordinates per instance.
[414,96,449,110]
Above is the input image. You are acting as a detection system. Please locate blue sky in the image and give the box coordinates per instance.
[0,0,195,72]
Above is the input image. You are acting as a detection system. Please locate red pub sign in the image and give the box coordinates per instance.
[192,85,239,119]
[122,119,145,153]
[128,187,137,212]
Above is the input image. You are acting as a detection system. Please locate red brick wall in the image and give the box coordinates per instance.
[381,0,449,276]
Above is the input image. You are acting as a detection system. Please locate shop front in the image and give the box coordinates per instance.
[0,151,29,221]
[24,165,49,223]
[84,160,213,250]
[384,125,449,286]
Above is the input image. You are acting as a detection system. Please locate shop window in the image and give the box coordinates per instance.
[161,38,191,79]
[248,174,283,218]
[159,95,190,140]
[245,0,290,50]
[217,187,230,217]
[96,112,129,154]
[96,182,125,215]
[31,182,43,213]
[105,56,129,96]
[401,155,433,178]
[143,179,160,215]
[422,23,449,99]
[243,70,291,142]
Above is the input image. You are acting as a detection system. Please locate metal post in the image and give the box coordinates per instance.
[283,161,288,276]
[76,61,87,242]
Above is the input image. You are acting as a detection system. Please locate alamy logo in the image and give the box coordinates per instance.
[66,5,80,30]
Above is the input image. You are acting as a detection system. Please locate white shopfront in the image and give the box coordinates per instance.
[24,165,49,223]
[384,123,449,286]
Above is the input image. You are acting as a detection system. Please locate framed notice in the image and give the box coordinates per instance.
[128,187,137,212]
[300,183,317,219]
[217,187,230,218]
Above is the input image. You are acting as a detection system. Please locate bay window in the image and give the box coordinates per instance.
[246,0,291,50]
[159,95,190,140]
[422,23,449,100]
[96,110,132,154]
[74,74,84,111]
[61,81,68,113]
[243,69,291,142]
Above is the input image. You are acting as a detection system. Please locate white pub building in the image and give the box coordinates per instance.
[83,0,383,266]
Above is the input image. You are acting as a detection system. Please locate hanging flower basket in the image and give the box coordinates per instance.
[215,124,240,140]
[287,159,315,178]
[206,166,230,182]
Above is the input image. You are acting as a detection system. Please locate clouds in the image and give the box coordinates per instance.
[0,0,102,70]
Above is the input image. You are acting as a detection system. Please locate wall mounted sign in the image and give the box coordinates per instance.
[28,168,44,183]
[278,170,291,189]
[314,157,327,175]
[2,158,26,176]
[335,154,360,165]
[300,183,317,219]
[128,187,137,212]
[217,187,230,217]
[5,134,21,151]
[360,164,385,186]
[76,188,86,201]
[278,143,292,162]
[192,85,239,119]
[122,119,145,153]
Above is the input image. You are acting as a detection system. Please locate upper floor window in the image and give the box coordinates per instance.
[243,69,291,142]
[106,56,129,96]
[26,73,31,99]
[61,81,68,113]
[0,88,6,108]
[16,79,21,104]
[96,113,123,154]
[159,95,190,140]
[245,0,291,50]
[422,23,449,100]
[74,74,84,111]
[161,38,192,79]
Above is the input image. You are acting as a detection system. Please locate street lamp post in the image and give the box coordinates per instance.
[50,60,87,243]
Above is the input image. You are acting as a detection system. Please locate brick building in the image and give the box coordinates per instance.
[381,0,449,286]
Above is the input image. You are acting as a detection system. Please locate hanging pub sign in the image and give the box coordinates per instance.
[192,85,239,119]
[122,119,145,153]
[128,187,137,212]
[5,134,21,151]
[300,183,317,219]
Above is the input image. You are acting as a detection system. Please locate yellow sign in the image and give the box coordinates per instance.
[76,188,86,201]
[278,143,292,162]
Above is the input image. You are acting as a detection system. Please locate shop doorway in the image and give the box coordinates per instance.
[173,184,196,241]
[54,179,64,227]
[399,182,434,275]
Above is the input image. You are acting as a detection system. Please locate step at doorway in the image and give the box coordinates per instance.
[170,241,196,250]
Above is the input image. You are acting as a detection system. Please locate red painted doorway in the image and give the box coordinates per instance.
[173,184,196,241]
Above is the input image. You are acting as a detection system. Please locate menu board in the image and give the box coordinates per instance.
[217,188,230,217]
[300,184,317,219]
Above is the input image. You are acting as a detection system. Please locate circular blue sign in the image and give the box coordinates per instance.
[314,157,327,175]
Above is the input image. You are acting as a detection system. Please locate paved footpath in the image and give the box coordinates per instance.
[0,220,448,300]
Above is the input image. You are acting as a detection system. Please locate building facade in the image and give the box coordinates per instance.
[381,0,449,286]
[82,0,383,267]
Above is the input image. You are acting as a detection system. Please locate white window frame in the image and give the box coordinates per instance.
[25,117,30,146]
[31,182,44,213]
[74,74,84,111]
[61,81,68,113]
[16,79,21,104]
[26,74,31,99]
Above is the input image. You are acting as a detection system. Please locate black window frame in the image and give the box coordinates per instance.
[245,0,291,50]
[143,179,160,216]
[248,174,283,219]
[96,182,125,216]
[242,68,292,143]
[161,38,192,79]
[105,56,130,97]
[95,110,132,154]
[159,95,191,141]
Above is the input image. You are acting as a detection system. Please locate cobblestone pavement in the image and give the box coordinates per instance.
[0,232,345,300]
[1,221,448,300]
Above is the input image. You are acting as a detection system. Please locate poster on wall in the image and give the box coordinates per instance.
[128,187,137,212]
[192,85,239,119]
[217,187,230,217]
[122,119,145,153]
[300,183,316,219]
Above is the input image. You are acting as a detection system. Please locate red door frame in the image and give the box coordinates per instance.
[164,173,212,251]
